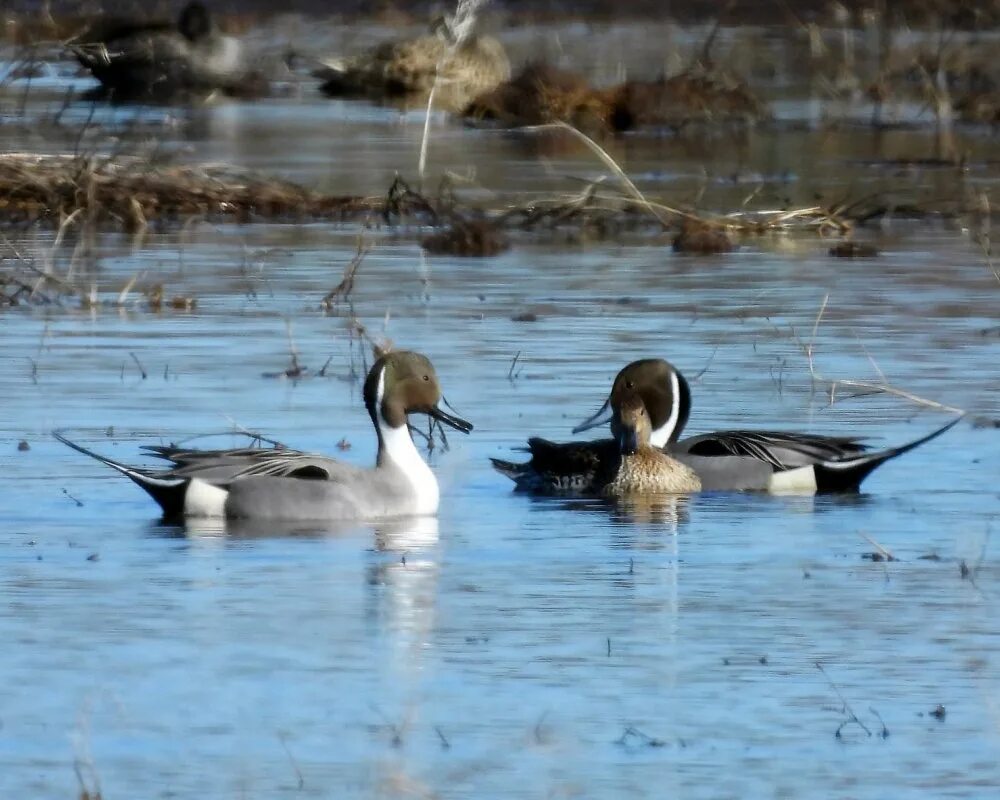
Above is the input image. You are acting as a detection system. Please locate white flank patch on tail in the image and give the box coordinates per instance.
[768,465,818,495]
[183,479,229,518]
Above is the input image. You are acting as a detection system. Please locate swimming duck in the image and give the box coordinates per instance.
[69,1,265,102]
[598,391,701,496]
[56,351,472,521]
[492,358,962,494]
[314,14,510,111]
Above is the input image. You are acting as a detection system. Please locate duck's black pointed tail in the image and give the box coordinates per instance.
[490,457,527,481]
[813,415,963,493]
[53,431,189,517]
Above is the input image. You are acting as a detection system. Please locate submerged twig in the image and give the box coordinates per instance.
[794,295,965,415]
[277,732,305,790]
[816,662,872,739]
[321,236,370,311]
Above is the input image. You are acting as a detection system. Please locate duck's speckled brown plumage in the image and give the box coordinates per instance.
[492,392,700,497]
[601,448,702,496]
[599,393,701,497]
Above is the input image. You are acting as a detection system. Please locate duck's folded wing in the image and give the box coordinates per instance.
[142,445,344,481]
[524,436,615,476]
[490,437,618,493]
[675,430,869,470]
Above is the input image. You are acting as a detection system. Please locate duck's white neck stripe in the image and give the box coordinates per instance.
[650,370,682,448]
[375,365,387,409]
[375,366,440,515]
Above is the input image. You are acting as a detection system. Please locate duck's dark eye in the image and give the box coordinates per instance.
[625,381,634,389]
[423,374,430,381]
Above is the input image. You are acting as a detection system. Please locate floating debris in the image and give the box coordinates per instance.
[145,284,198,311]
[464,62,611,130]
[955,92,1000,124]
[829,241,880,258]
[607,71,767,131]
[861,551,897,562]
[672,219,733,253]
[421,217,510,256]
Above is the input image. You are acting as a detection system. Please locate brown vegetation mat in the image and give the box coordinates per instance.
[0,154,380,229]
[463,63,767,132]
[464,63,613,131]
[7,2,1000,40]
[0,152,967,244]
[421,218,511,256]
[606,73,767,131]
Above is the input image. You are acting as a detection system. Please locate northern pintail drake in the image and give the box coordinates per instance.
[69,2,266,102]
[492,358,962,494]
[314,14,510,111]
[56,351,472,521]
[598,391,701,496]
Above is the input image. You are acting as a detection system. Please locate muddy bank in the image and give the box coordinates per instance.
[8,1,1000,29]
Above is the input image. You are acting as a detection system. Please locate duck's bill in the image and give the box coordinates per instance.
[427,405,473,434]
[572,397,612,434]
[616,426,639,456]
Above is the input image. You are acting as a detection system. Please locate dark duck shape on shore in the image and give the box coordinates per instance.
[492,358,962,494]
[314,13,509,111]
[69,2,266,102]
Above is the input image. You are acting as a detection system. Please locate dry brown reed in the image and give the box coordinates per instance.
[321,237,370,311]
[0,154,377,229]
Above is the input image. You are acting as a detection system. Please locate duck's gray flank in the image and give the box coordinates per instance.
[56,351,472,521]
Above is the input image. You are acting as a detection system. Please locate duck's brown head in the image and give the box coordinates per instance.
[611,391,653,455]
[363,351,473,434]
[573,358,691,446]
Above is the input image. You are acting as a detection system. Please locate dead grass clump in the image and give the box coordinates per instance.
[144,284,197,311]
[421,217,510,256]
[464,62,610,130]
[0,154,376,228]
[607,72,767,131]
[382,175,442,225]
[672,219,733,254]
[0,271,44,306]
[829,241,879,258]
[954,92,1000,124]
[464,62,765,133]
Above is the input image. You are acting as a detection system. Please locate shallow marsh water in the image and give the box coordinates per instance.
[1,23,1000,799]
